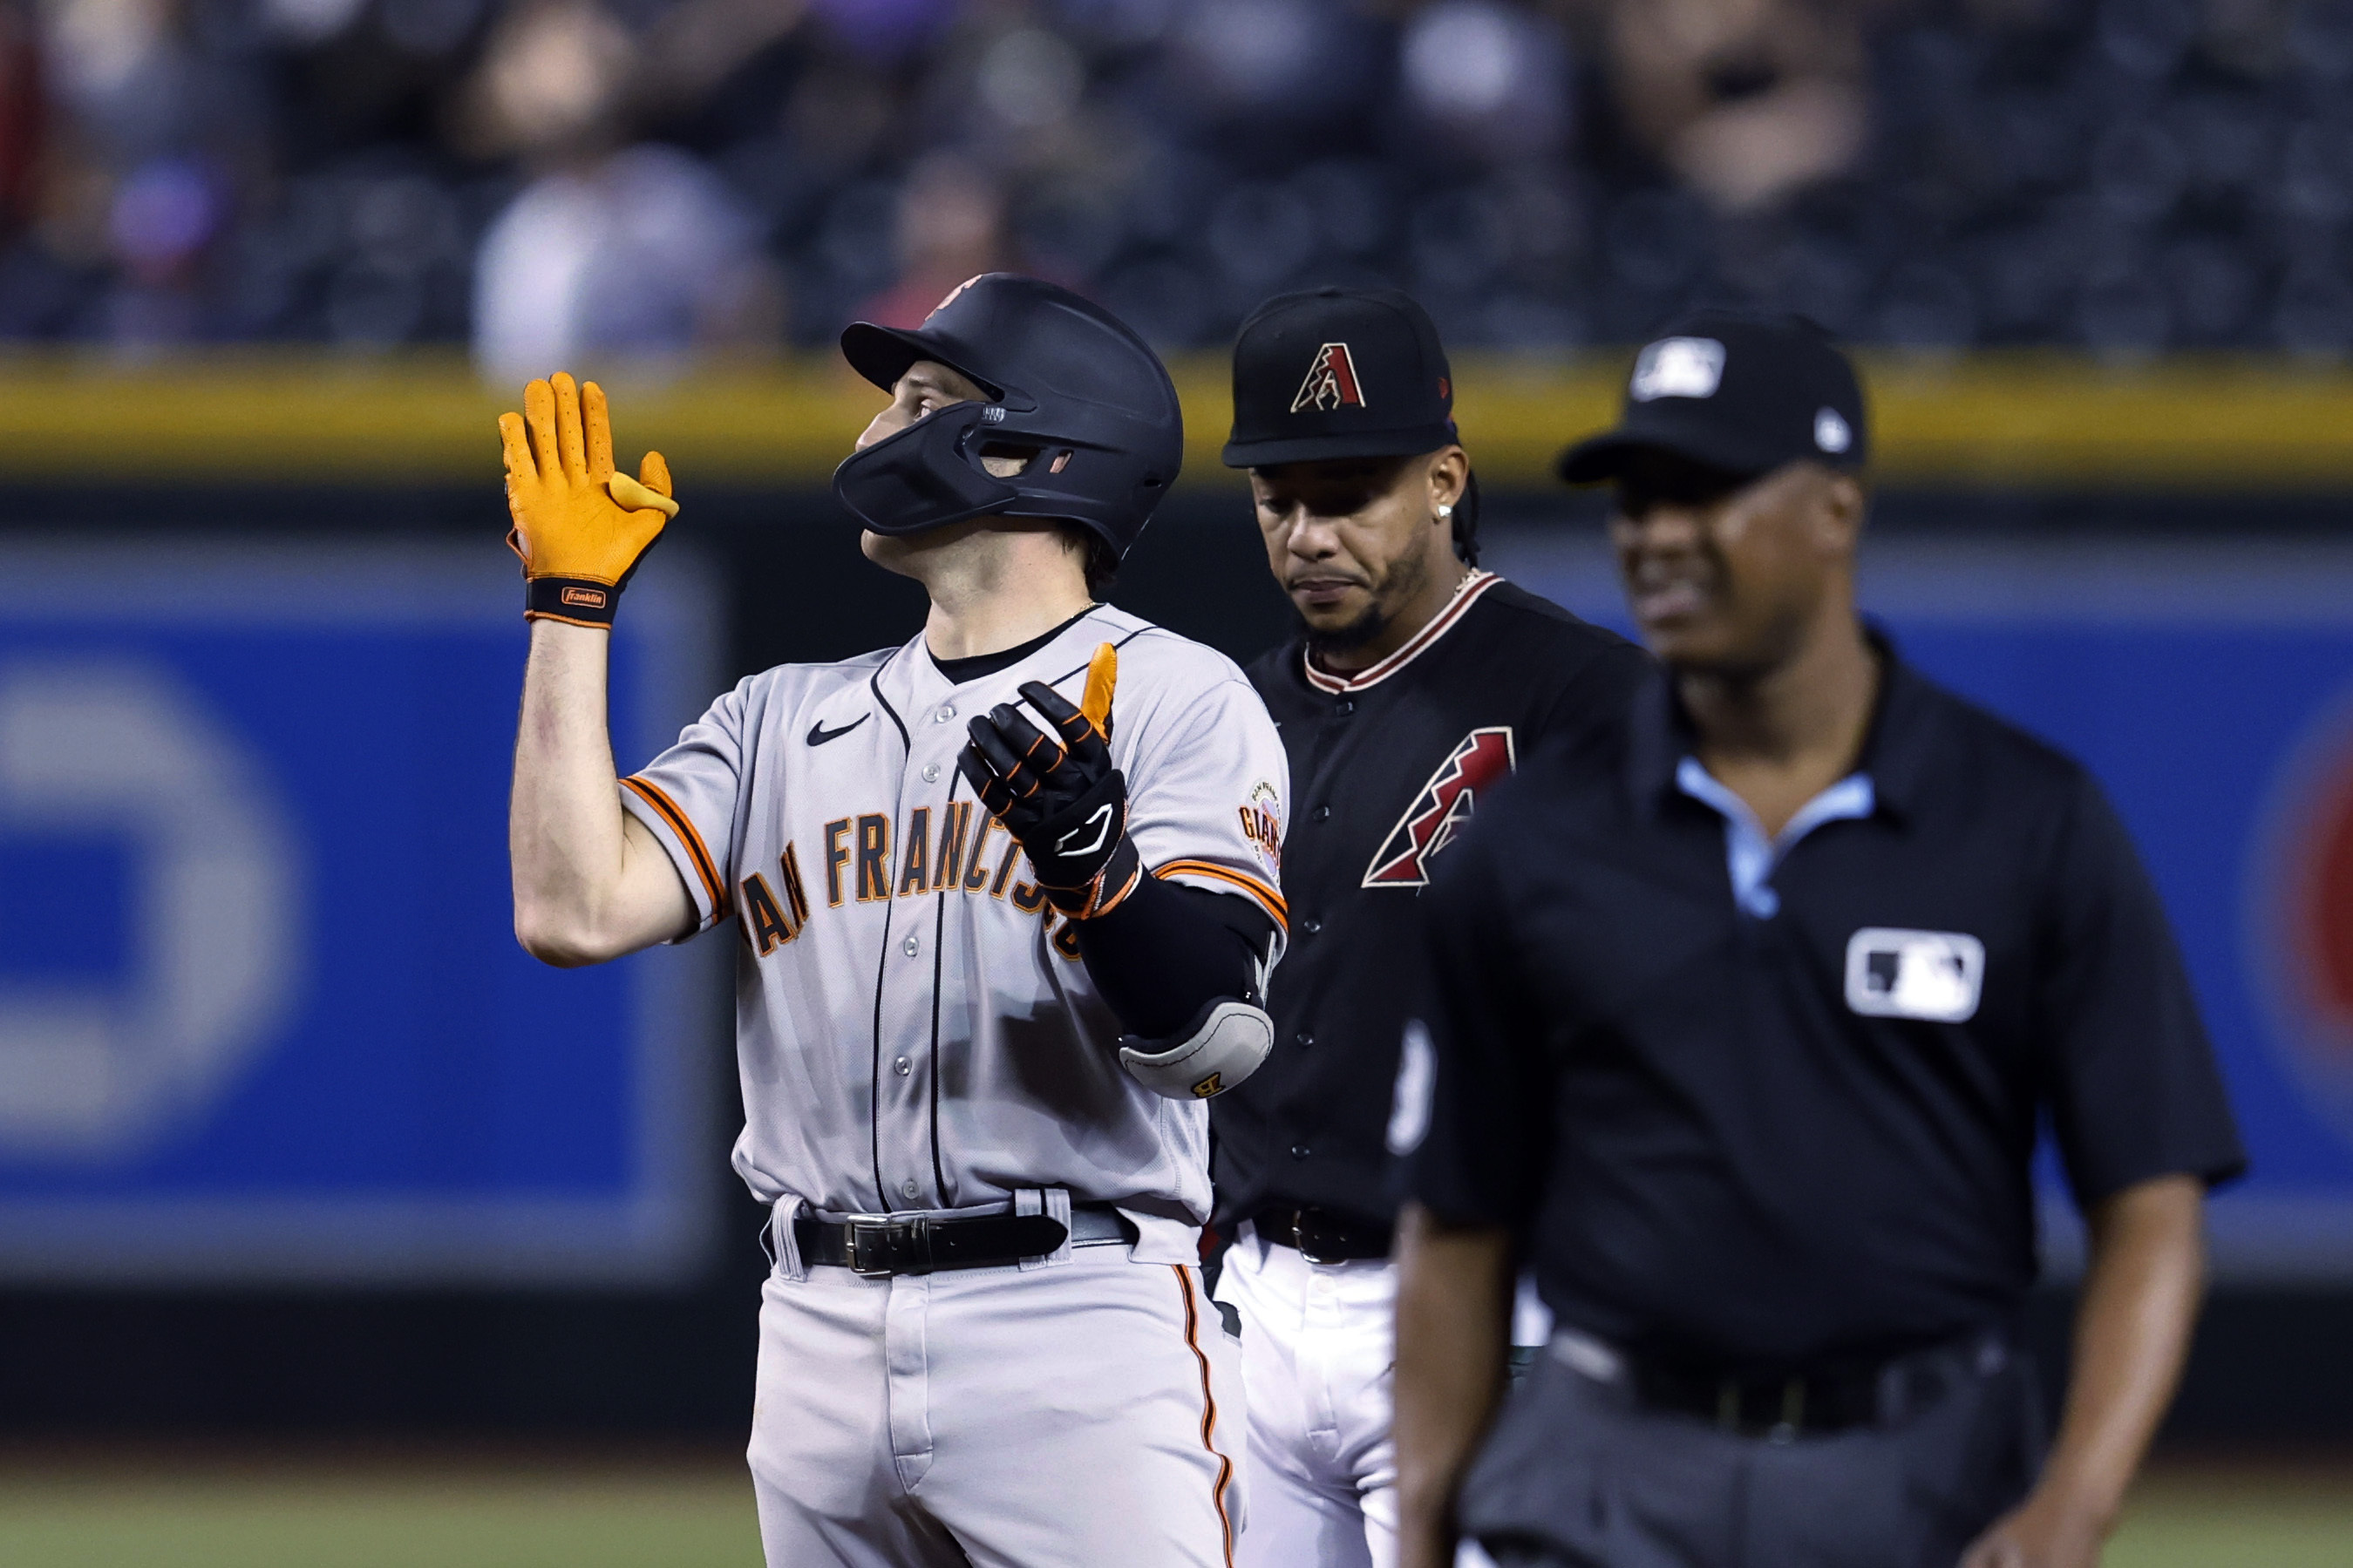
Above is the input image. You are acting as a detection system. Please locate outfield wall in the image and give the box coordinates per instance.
[1,363,2350,1439]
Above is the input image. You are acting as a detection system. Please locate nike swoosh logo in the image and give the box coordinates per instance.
[806,714,872,747]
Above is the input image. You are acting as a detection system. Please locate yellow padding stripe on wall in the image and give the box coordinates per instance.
[0,350,2349,490]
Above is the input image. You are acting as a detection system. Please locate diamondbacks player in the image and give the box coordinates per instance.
[501,274,1289,1568]
[1207,287,1649,1568]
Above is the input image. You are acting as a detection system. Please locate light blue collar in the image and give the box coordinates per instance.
[1674,757,1874,920]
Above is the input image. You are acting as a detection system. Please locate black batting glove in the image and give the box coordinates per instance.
[958,679,1142,920]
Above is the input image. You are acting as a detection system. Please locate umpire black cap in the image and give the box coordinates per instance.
[1222,288,1459,467]
[1557,311,1868,485]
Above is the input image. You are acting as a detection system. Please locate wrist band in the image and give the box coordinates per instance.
[525,575,622,628]
[1044,837,1142,920]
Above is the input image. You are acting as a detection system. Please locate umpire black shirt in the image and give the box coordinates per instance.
[1215,572,1648,1232]
[1406,641,2245,1371]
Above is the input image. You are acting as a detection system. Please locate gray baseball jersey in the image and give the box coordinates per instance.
[619,606,1289,1265]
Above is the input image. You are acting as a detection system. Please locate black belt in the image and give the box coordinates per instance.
[1563,1326,2010,1439]
[1254,1205,1393,1263]
[793,1204,1137,1278]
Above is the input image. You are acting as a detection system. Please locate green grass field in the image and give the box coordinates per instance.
[0,1452,2343,1566]
[0,1456,765,1568]
[2102,1466,2353,1568]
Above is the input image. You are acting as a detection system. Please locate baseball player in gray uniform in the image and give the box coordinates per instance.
[501,274,1289,1567]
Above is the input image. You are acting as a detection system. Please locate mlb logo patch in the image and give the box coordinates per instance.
[1629,336,1726,402]
[1292,343,1368,412]
[1844,927,1985,1022]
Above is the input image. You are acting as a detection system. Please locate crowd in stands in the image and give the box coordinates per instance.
[0,0,2346,370]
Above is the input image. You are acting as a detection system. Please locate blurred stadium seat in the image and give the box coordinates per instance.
[0,0,2348,362]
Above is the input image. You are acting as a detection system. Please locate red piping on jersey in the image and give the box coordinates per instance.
[1301,569,1501,695]
[1173,1266,1237,1568]
[622,775,728,919]
[1153,861,1288,933]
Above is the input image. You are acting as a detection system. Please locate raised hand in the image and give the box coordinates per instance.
[498,372,677,628]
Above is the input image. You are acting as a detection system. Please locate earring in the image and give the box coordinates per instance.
[1437,504,1453,519]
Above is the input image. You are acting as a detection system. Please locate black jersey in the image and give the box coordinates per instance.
[1404,645,2245,1366]
[1213,572,1649,1232]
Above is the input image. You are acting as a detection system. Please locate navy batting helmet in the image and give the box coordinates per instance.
[833,275,1184,558]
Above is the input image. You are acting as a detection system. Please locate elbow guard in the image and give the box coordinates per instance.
[1118,998,1274,1101]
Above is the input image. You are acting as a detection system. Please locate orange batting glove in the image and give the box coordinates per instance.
[1078,641,1116,739]
[498,371,678,628]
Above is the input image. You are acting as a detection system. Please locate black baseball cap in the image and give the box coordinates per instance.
[1556,311,1868,485]
[1222,287,1459,468]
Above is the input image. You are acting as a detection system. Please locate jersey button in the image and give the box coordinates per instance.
[1296,1031,1313,1050]
[903,934,921,956]
[1289,1144,1310,1160]
[1301,917,1322,936]
[901,1180,921,1199]
[894,1057,911,1076]
[1335,699,1355,716]
[922,764,941,783]
[934,705,956,723]
[1311,805,1331,823]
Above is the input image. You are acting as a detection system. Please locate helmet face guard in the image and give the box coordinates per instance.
[833,403,1021,537]
[832,395,1173,546]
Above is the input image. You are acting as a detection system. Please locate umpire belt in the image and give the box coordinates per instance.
[795,1204,1138,1278]
[1551,1323,2016,1439]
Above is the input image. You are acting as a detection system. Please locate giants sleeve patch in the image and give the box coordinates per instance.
[1363,727,1515,888]
[1239,780,1283,877]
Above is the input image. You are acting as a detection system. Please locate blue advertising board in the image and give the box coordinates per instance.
[1493,529,2353,1281]
[0,540,720,1284]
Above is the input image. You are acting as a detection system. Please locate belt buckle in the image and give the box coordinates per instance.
[1289,1210,1340,1266]
[1719,1376,1806,1442]
[841,1214,903,1278]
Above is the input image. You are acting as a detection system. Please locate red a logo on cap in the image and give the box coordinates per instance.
[1291,343,1368,413]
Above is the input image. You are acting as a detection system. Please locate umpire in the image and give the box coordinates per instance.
[1209,287,1648,1567]
[1391,313,2244,1568]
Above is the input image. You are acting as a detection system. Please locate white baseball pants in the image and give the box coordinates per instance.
[1214,1224,1401,1568]
[748,1238,1246,1568]
[1214,1225,1549,1568]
